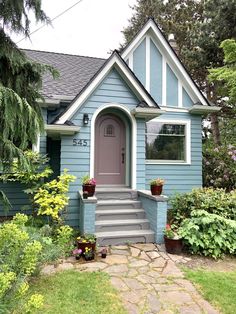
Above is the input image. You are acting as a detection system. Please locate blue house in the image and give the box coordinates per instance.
[1,19,219,245]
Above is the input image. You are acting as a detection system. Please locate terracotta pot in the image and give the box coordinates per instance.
[82,184,96,197]
[164,236,183,254]
[150,185,163,195]
[77,241,96,254]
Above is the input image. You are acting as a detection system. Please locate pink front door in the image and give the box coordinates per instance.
[95,114,126,185]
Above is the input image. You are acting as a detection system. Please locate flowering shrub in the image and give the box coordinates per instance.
[203,144,236,191]
[34,169,76,221]
[0,213,43,313]
[150,178,165,186]
[81,174,96,185]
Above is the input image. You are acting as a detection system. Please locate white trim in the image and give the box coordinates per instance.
[178,81,183,107]
[159,106,188,113]
[146,35,150,92]
[146,118,191,164]
[32,134,40,152]
[129,53,133,71]
[56,53,156,124]
[162,59,166,106]
[90,103,137,189]
[121,19,209,107]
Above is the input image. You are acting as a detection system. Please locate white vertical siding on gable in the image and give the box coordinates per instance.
[150,39,162,104]
[133,38,146,86]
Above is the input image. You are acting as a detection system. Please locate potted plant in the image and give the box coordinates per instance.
[163,224,183,254]
[72,248,82,260]
[150,178,165,195]
[84,247,95,261]
[81,174,96,197]
[101,248,107,258]
[77,233,96,253]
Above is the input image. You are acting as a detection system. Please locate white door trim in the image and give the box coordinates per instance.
[90,103,137,189]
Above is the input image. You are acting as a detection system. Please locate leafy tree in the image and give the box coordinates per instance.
[0,0,57,170]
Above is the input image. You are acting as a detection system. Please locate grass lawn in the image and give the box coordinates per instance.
[29,270,127,314]
[184,268,236,314]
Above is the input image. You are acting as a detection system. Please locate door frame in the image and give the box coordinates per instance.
[90,103,137,188]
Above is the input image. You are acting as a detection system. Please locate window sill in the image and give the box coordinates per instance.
[145,160,191,165]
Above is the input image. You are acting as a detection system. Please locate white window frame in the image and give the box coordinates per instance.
[145,118,191,165]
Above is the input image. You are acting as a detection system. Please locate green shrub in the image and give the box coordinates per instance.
[170,188,236,225]
[179,210,236,259]
[0,213,44,313]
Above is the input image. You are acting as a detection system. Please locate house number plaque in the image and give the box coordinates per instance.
[73,139,88,146]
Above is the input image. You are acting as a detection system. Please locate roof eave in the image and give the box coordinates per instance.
[189,105,221,115]
[131,107,166,121]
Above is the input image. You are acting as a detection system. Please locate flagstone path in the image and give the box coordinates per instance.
[41,244,220,314]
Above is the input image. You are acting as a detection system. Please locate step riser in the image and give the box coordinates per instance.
[96,211,145,220]
[97,234,155,246]
[95,221,150,232]
[96,191,137,200]
[97,202,142,210]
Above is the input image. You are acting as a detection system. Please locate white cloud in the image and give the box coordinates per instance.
[11,0,137,58]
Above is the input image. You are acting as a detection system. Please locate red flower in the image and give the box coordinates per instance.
[166,224,171,230]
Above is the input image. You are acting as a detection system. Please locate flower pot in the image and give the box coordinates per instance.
[164,236,183,254]
[82,184,96,197]
[75,255,81,260]
[101,253,107,258]
[77,241,96,254]
[150,185,163,195]
[84,254,95,261]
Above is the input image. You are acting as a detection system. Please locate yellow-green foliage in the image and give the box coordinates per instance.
[0,213,44,312]
[34,169,76,221]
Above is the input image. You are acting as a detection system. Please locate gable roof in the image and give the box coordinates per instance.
[24,49,105,100]
[55,50,161,124]
[121,18,211,107]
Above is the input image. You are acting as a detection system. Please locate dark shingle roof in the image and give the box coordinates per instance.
[23,49,106,99]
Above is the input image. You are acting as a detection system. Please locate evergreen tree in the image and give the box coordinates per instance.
[0,0,57,169]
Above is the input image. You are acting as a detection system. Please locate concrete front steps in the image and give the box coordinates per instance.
[95,188,155,246]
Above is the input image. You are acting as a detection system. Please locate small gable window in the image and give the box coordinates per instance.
[145,120,190,163]
[104,124,115,137]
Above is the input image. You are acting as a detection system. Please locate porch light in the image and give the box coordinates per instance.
[83,113,89,125]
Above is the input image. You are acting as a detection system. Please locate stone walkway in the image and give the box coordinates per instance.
[42,244,220,314]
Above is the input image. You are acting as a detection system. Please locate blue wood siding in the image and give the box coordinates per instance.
[145,112,202,195]
[150,39,162,104]
[166,64,178,107]
[60,68,142,227]
[183,87,194,108]
[133,38,146,86]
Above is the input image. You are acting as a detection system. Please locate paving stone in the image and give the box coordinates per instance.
[159,291,194,305]
[153,283,183,292]
[196,298,219,314]
[123,301,139,314]
[174,279,197,292]
[41,264,56,275]
[123,278,145,290]
[127,269,139,278]
[162,260,184,277]
[105,254,128,265]
[129,259,149,267]
[104,264,129,274]
[146,293,161,313]
[146,251,160,260]
[121,291,143,304]
[56,262,74,271]
[132,243,157,252]
[146,270,161,279]
[111,245,128,250]
[110,249,130,256]
[140,251,152,262]
[158,252,170,259]
[76,262,107,270]
[150,257,166,268]
[110,277,129,292]
[167,253,184,262]
[156,244,166,252]
[139,266,150,273]
[130,247,140,257]
[179,304,202,314]
[136,274,156,284]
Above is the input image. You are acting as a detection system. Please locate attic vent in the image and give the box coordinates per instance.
[104,124,115,137]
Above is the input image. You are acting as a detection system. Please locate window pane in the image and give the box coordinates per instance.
[145,123,186,161]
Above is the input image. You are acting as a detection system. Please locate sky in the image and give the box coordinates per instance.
[11,0,137,58]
